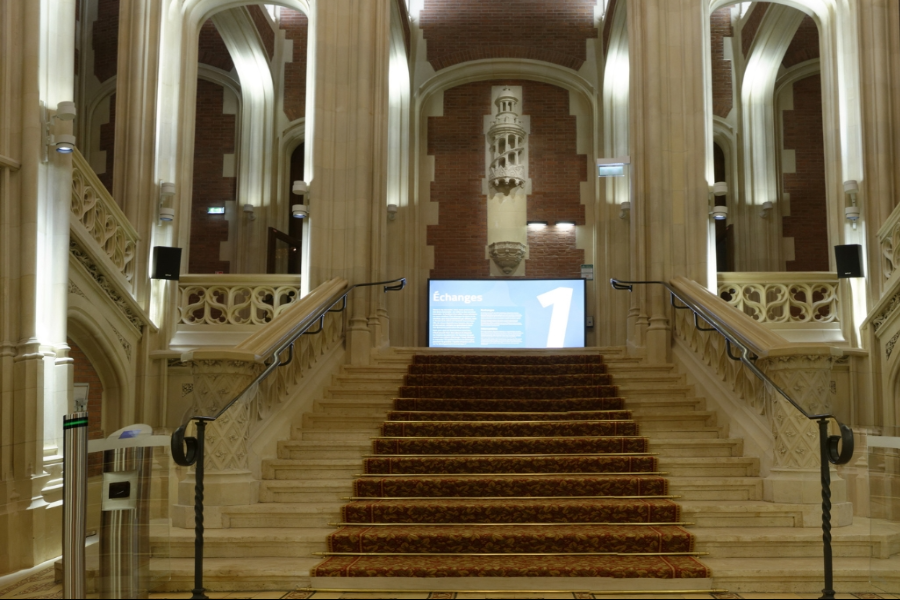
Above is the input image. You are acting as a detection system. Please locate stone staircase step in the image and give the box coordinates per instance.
[679,500,830,528]
[632,411,717,429]
[221,503,343,528]
[700,555,900,593]
[278,440,370,459]
[659,457,758,477]
[151,557,320,592]
[154,527,331,558]
[649,438,743,457]
[299,429,376,442]
[692,521,900,558]
[260,479,352,503]
[667,476,763,501]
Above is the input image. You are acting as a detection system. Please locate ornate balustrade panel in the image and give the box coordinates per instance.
[670,278,851,511]
[878,202,900,284]
[71,149,139,292]
[179,278,349,479]
[177,275,303,326]
[718,273,839,325]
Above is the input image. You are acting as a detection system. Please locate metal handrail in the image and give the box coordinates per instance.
[611,278,853,600]
[170,277,406,600]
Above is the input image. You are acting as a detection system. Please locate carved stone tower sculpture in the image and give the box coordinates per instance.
[485,87,530,276]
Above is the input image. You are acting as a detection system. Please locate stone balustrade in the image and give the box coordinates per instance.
[173,279,349,517]
[671,277,851,522]
[178,275,303,326]
[71,149,139,293]
[718,272,840,325]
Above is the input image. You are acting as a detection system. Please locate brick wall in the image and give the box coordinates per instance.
[280,9,308,122]
[97,92,116,194]
[198,20,234,72]
[189,79,236,274]
[247,5,275,61]
[782,74,829,272]
[419,0,597,71]
[782,16,819,68]
[741,3,768,58]
[427,80,586,280]
[68,338,104,477]
[602,0,620,55]
[92,0,119,83]
[710,8,733,118]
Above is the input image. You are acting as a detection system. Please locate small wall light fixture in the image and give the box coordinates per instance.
[709,181,728,221]
[207,206,225,215]
[158,181,176,224]
[556,221,576,229]
[619,201,631,220]
[527,221,548,229]
[387,203,399,221]
[597,156,631,178]
[710,206,728,221]
[243,203,256,221]
[843,179,860,229]
[41,101,78,161]
[712,182,728,197]
[760,201,774,219]
[292,180,309,219]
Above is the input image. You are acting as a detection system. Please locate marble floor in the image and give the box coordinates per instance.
[0,566,896,600]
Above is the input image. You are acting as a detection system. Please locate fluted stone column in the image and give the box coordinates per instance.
[627,0,710,362]
[173,359,262,528]
[760,353,852,525]
[0,0,77,570]
[307,0,391,365]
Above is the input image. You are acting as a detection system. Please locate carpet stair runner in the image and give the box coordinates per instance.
[311,354,711,579]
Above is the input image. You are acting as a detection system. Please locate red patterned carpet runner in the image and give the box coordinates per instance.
[312,354,710,579]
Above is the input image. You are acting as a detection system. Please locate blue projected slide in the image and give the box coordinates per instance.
[428,279,586,348]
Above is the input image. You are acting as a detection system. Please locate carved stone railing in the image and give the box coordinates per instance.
[173,279,348,515]
[670,277,851,520]
[878,201,900,285]
[71,149,139,293]
[717,272,848,344]
[718,272,839,324]
[178,275,302,326]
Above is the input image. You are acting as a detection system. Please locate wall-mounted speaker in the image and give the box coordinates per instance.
[834,244,864,279]
[151,246,183,280]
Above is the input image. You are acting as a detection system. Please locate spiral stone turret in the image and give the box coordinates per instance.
[488,88,527,194]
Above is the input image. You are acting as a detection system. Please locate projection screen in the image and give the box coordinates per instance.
[428,279,586,348]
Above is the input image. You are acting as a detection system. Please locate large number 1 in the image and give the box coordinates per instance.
[537,287,573,348]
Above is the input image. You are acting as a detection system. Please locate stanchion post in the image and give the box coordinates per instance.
[63,412,88,599]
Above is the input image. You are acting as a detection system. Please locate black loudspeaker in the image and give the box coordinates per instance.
[151,246,183,280]
[834,244,864,279]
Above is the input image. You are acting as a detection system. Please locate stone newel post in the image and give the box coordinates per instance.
[173,359,262,528]
[760,352,852,525]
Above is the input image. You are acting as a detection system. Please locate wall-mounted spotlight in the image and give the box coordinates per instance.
[843,179,860,229]
[556,221,576,229]
[619,201,631,220]
[243,204,256,221]
[712,182,728,197]
[597,156,631,178]
[387,204,398,221]
[527,221,548,229]
[760,201,774,219]
[710,206,728,221]
[41,101,78,162]
[158,181,176,224]
[292,180,309,220]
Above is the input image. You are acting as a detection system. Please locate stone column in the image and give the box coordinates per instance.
[307,0,392,365]
[173,359,262,528]
[760,353,852,526]
[627,0,710,362]
[0,0,77,570]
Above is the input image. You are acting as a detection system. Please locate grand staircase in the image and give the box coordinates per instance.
[158,347,900,593]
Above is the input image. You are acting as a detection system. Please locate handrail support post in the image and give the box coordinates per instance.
[192,421,208,600]
[818,417,835,600]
